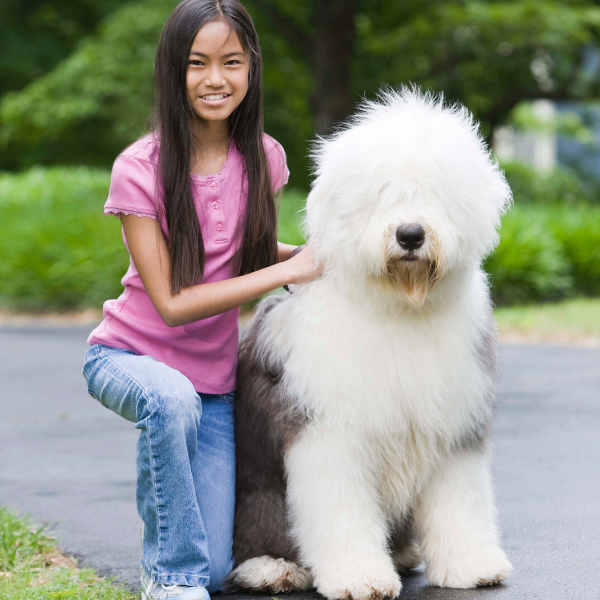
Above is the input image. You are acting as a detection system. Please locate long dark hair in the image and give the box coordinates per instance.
[151,0,278,295]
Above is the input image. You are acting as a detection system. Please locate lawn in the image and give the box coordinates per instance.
[495,297,600,345]
[0,506,135,600]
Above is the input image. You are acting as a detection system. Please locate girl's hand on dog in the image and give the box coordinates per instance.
[285,244,324,285]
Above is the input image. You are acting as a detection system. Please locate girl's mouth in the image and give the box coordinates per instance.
[199,93,231,106]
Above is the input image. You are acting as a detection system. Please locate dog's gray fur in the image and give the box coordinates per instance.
[232,296,306,565]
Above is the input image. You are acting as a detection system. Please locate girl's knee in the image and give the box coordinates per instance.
[143,376,201,425]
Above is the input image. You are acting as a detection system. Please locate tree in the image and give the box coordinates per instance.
[2,0,600,186]
[0,0,129,97]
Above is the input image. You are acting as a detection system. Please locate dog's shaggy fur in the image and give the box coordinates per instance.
[228,88,513,599]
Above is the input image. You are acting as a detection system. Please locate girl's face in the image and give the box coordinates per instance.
[186,20,250,125]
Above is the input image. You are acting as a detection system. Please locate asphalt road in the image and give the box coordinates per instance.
[0,325,598,599]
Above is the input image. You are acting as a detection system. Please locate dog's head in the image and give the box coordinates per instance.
[303,87,512,308]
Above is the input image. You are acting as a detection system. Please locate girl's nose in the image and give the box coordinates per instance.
[205,65,225,87]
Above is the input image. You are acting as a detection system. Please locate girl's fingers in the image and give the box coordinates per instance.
[288,244,323,284]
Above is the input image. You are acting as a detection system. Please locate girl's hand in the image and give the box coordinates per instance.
[285,244,323,285]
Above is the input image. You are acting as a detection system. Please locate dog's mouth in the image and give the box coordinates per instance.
[385,256,440,308]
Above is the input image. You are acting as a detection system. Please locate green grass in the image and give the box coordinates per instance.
[0,506,135,600]
[495,297,600,340]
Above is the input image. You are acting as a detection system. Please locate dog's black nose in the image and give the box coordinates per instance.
[396,224,425,251]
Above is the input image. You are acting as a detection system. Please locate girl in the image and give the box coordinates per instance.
[82,1,322,599]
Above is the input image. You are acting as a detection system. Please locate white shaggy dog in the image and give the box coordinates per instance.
[227,87,513,600]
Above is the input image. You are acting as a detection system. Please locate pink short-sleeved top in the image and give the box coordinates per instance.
[87,132,290,394]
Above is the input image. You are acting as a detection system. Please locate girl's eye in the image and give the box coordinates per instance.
[188,59,204,66]
[226,60,241,65]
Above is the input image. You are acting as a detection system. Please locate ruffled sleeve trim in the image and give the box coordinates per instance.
[104,208,157,220]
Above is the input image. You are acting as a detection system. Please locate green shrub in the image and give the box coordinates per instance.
[277,189,307,245]
[485,211,572,305]
[501,161,592,205]
[0,167,127,311]
[543,206,600,296]
[1,166,599,311]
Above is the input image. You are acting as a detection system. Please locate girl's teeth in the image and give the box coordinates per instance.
[204,94,228,100]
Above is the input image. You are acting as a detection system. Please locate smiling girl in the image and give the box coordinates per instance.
[82,1,321,599]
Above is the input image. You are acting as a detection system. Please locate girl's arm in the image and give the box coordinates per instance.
[121,214,321,327]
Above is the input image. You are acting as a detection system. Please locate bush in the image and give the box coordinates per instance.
[501,161,592,205]
[485,204,600,305]
[484,211,572,305]
[277,189,307,245]
[1,167,599,311]
[0,167,127,311]
[543,206,600,296]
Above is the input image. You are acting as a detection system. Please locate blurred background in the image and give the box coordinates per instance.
[0,0,599,342]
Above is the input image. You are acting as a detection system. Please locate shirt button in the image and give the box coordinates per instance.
[211,201,219,209]
[216,222,223,231]
[210,181,217,190]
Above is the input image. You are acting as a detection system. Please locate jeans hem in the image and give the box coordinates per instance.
[141,560,210,587]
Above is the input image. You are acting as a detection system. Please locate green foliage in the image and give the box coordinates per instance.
[1,167,599,311]
[510,102,594,143]
[0,0,177,170]
[0,0,129,98]
[4,0,600,185]
[486,205,600,304]
[360,1,600,137]
[501,161,593,205]
[485,212,572,305]
[0,0,313,184]
[277,188,307,245]
[0,167,127,311]
[544,206,600,296]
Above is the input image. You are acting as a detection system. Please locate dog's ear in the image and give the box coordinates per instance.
[301,174,333,250]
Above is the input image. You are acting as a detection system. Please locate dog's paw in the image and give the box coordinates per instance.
[225,556,312,593]
[392,541,422,572]
[427,545,513,588]
[317,567,402,600]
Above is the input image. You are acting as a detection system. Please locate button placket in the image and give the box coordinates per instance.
[208,180,228,243]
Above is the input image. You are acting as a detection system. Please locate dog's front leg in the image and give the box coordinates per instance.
[413,448,513,588]
[285,425,401,600]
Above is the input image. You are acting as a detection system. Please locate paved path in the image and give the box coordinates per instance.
[0,325,598,599]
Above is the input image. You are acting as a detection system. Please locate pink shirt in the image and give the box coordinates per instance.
[87,132,290,393]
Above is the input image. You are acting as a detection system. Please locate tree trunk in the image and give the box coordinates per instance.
[311,0,357,135]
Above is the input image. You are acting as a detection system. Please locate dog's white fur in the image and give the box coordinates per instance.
[231,88,513,599]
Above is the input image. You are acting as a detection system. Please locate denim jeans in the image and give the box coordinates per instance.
[82,343,235,590]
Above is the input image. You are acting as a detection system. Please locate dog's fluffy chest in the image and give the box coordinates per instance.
[262,284,494,446]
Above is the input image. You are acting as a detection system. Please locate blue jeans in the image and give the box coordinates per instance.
[82,343,235,590]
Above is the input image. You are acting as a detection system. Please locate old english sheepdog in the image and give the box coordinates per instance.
[227,87,513,599]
